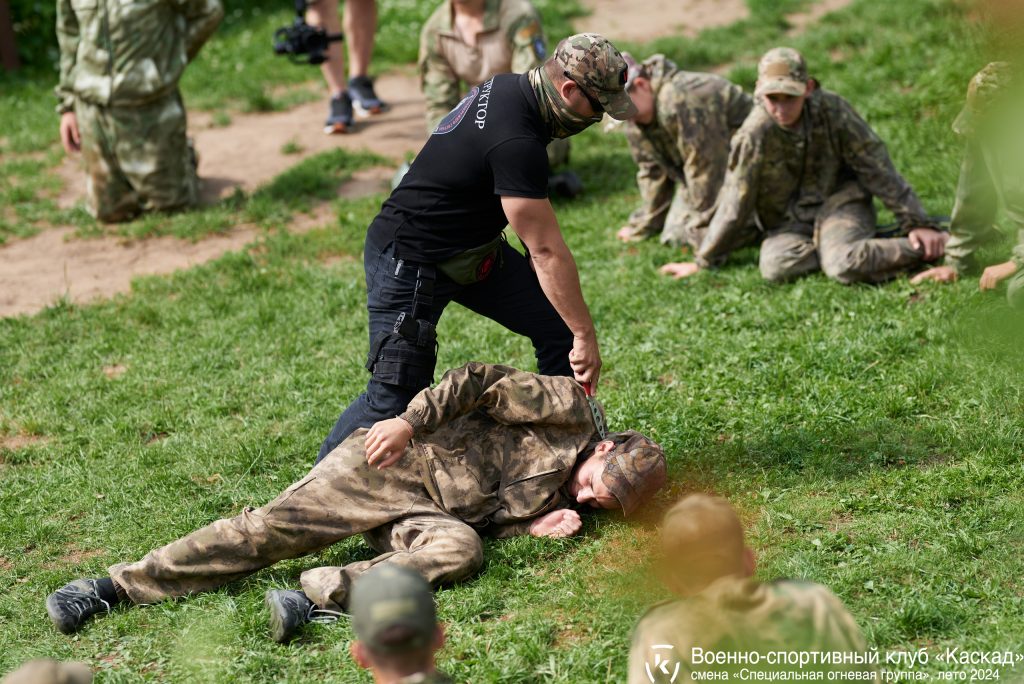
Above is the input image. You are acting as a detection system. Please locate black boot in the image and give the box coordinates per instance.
[46,578,115,634]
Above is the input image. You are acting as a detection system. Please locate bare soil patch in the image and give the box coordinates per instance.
[786,0,856,34]
[43,546,105,570]
[0,433,48,451]
[577,0,749,41]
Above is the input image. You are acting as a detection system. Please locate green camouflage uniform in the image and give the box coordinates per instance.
[56,0,223,222]
[621,55,755,250]
[418,0,569,167]
[944,62,1024,306]
[698,90,937,283]
[109,363,599,612]
[628,577,877,683]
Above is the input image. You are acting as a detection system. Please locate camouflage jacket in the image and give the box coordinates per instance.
[55,0,224,112]
[621,56,752,241]
[399,363,599,537]
[628,576,878,684]
[697,89,934,266]
[419,0,546,132]
[945,62,1024,273]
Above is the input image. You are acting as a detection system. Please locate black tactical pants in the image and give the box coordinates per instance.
[315,239,572,463]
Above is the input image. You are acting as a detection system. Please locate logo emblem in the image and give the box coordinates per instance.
[434,86,479,135]
[645,645,681,683]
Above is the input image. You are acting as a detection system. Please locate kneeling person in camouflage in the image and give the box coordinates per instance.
[662,48,947,284]
[46,363,666,642]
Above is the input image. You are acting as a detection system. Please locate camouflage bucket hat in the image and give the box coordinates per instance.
[953,61,1012,136]
[756,47,809,97]
[350,565,437,655]
[555,33,638,120]
[600,430,667,516]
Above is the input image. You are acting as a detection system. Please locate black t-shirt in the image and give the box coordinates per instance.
[367,73,550,262]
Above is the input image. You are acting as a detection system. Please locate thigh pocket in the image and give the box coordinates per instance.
[366,332,436,389]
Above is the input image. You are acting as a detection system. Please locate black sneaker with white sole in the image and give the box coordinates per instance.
[46,578,114,634]
[266,589,345,643]
[347,75,386,116]
[325,92,354,134]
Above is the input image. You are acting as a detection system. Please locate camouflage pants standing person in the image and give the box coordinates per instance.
[109,430,483,613]
[75,90,199,222]
[759,186,926,284]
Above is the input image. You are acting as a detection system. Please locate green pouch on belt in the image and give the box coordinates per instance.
[438,235,503,285]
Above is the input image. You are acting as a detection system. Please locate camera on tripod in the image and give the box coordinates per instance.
[273,0,343,65]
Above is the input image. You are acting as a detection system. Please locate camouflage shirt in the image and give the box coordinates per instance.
[945,62,1024,273]
[621,55,752,241]
[419,0,546,132]
[628,576,878,684]
[698,89,934,266]
[399,363,599,538]
[55,0,224,112]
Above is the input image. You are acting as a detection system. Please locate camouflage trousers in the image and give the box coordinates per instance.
[660,190,761,255]
[759,196,926,284]
[75,89,198,223]
[108,431,484,612]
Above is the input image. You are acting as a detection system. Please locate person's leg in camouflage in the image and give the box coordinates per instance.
[1005,268,1024,308]
[759,224,819,282]
[816,198,924,284]
[110,90,199,215]
[75,100,141,223]
[299,510,484,612]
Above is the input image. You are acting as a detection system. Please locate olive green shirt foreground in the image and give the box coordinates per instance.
[110,364,599,612]
[621,55,753,248]
[628,577,877,684]
[698,90,934,281]
[944,62,1024,305]
[56,0,224,112]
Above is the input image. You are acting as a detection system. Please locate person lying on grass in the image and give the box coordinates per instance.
[46,362,666,643]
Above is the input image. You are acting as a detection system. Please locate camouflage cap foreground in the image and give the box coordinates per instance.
[756,47,809,97]
[600,431,667,515]
[953,61,1014,136]
[1,660,92,684]
[554,33,638,120]
[350,565,437,654]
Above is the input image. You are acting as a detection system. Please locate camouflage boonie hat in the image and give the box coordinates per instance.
[1,660,92,684]
[756,47,809,97]
[554,33,638,120]
[350,565,437,655]
[659,494,746,590]
[953,61,1013,136]
[600,431,667,516]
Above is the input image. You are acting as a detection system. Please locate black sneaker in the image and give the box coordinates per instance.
[46,579,114,634]
[347,75,386,116]
[325,93,354,134]
[266,589,344,643]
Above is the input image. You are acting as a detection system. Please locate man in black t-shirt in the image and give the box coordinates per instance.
[316,33,637,463]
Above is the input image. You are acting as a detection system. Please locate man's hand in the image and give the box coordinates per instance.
[569,331,601,390]
[616,226,644,243]
[59,111,81,154]
[908,228,949,262]
[659,262,701,280]
[529,509,582,538]
[909,265,958,285]
[365,417,414,469]
[980,260,1019,291]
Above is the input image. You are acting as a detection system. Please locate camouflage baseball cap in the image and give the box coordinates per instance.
[1,660,92,684]
[600,431,667,516]
[756,47,809,97]
[554,33,638,120]
[659,494,747,591]
[350,565,437,655]
[953,61,1013,136]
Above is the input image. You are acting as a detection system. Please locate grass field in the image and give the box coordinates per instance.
[3,0,1024,682]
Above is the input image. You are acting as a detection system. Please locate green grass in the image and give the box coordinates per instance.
[3,0,1024,681]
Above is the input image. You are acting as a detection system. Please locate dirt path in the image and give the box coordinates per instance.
[577,0,749,41]
[1,0,857,319]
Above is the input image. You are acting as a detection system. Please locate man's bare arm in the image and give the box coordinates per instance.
[502,195,601,389]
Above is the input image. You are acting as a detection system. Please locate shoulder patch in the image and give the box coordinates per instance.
[532,37,546,60]
[433,86,479,135]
